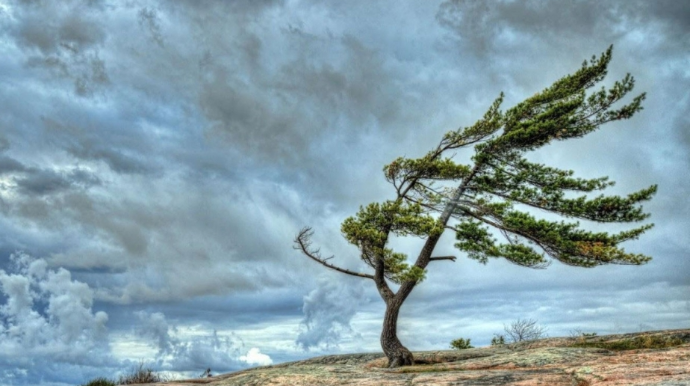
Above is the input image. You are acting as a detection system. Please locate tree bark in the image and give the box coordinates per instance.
[380,298,414,367]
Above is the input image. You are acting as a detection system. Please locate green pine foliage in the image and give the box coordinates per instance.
[341,200,438,283]
[339,46,654,277]
[450,338,474,350]
[491,335,506,346]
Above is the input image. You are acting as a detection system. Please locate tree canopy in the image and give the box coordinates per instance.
[295,46,656,367]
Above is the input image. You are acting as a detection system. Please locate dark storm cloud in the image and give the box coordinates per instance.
[14,6,105,54]
[0,155,25,174]
[14,168,75,195]
[40,116,159,176]
[137,7,164,48]
[0,136,9,152]
[12,167,101,196]
[69,144,153,174]
[437,0,690,53]
[8,0,110,96]
[673,107,690,166]
[196,26,415,164]
[0,0,440,309]
[0,145,101,197]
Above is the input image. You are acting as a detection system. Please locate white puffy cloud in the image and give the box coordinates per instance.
[0,254,279,384]
[135,311,177,356]
[0,253,109,357]
[0,253,115,385]
[134,311,273,373]
[240,347,273,367]
[296,277,365,351]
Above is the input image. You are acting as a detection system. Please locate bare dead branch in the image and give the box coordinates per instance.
[504,318,548,343]
[294,227,374,280]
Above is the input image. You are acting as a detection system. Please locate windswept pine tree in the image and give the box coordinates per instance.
[295,47,656,368]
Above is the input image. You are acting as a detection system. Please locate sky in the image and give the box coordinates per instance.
[0,0,688,385]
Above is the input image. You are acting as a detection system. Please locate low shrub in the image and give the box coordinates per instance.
[450,337,473,350]
[491,334,506,346]
[571,334,684,351]
[79,362,172,385]
[570,329,598,338]
[117,362,165,385]
[80,378,116,386]
[504,318,547,343]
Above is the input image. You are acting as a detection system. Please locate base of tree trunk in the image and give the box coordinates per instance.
[381,299,415,367]
[385,345,414,368]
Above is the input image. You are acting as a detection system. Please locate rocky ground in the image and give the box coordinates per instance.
[127,329,690,386]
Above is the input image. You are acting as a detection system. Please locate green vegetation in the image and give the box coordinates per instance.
[80,362,166,386]
[570,328,598,338]
[571,334,685,351]
[116,362,164,384]
[393,365,457,374]
[80,378,116,386]
[491,334,506,346]
[450,338,474,350]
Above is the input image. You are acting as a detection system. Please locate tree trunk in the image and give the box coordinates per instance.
[380,299,414,367]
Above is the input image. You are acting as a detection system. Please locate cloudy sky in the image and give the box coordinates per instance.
[0,0,688,384]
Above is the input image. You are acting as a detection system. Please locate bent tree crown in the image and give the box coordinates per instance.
[294,46,656,367]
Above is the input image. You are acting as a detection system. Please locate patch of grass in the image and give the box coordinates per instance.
[80,378,116,386]
[79,362,170,386]
[393,365,457,374]
[571,335,685,351]
[117,362,166,384]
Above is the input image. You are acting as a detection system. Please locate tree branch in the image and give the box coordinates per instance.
[452,206,552,267]
[429,255,457,262]
[394,163,485,303]
[294,227,375,280]
[374,252,395,302]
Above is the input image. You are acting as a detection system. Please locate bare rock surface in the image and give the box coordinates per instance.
[126,329,690,386]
